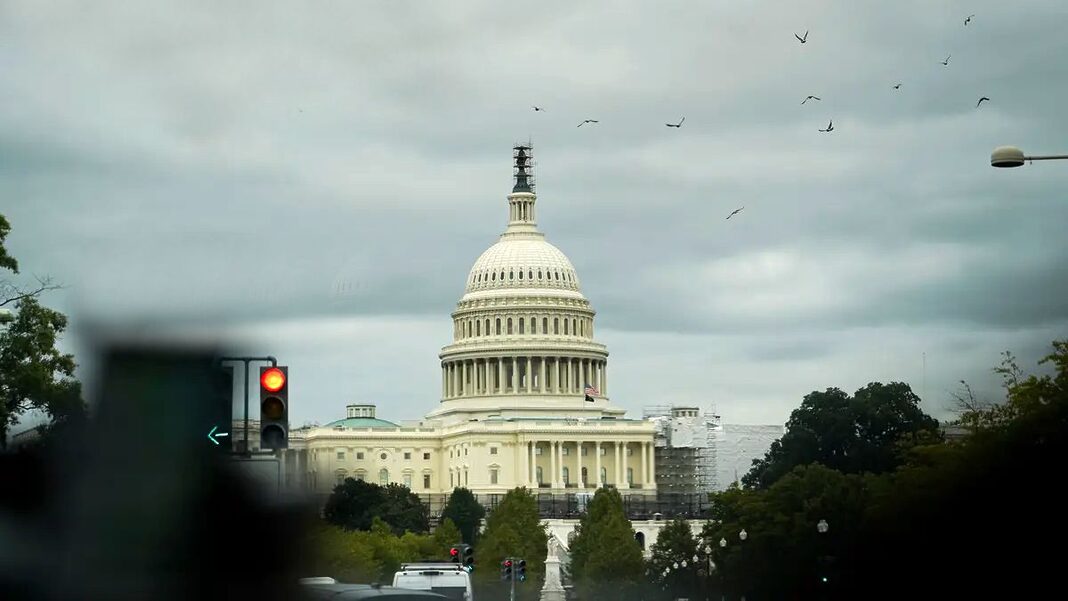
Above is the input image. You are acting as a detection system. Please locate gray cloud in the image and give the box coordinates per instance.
[4,0,1067,428]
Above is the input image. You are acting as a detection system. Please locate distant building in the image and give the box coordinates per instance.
[714,424,786,489]
[644,405,721,496]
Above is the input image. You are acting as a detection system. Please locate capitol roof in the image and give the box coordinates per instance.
[324,417,399,429]
[465,237,581,294]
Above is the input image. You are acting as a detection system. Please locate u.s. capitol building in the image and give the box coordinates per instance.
[284,146,664,500]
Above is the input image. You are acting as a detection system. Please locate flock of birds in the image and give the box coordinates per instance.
[530,14,989,220]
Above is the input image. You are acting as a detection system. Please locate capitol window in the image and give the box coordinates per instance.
[357,452,364,460]
[485,319,490,335]
[423,452,430,460]
[519,318,525,334]
[572,319,577,334]
[476,321,480,336]
[379,469,389,486]
[404,452,411,460]
[423,474,431,489]
[538,270,542,279]
[507,318,513,334]
[403,473,412,488]
[542,318,548,333]
[490,468,499,485]
[490,447,498,455]
[380,452,387,460]
[528,269,533,279]
[492,272,496,281]
[564,320,568,335]
[554,318,559,334]
[562,446,569,456]
[337,451,345,460]
[519,269,523,280]
[509,270,514,280]
[496,318,501,335]
[555,271,559,280]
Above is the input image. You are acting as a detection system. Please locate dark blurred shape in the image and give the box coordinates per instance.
[301,583,448,600]
[0,342,315,601]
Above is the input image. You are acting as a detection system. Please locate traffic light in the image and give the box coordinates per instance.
[500,558,513,581]
[450,546,461,564]
[516,559,526,582]
[259,365,288,449]
[461,545,474,571]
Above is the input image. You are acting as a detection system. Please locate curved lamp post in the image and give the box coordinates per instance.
[991,145,1068,168]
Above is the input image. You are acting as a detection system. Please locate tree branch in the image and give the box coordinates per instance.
[0,275,64,307]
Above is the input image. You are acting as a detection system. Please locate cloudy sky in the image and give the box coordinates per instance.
[3,0,1067,428]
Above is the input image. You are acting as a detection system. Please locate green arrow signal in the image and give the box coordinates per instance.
[207,425,230,445]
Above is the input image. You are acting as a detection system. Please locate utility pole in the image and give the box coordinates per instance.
[218,355,277,456]
[510,556,516,601]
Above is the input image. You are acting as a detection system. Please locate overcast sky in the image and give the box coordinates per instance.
[4,0,1067,428]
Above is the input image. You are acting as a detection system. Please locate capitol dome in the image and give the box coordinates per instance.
[464,238,581,296]
[429,144,619,424]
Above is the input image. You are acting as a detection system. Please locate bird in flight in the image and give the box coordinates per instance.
[665,117,685,128]
[795,30,808,44]
[726,207,744,220]
[532,106,546,112]
[941,55,951,66]
[893,83,902,90]
[965,14,975,26]
[976,97,990,108]
[577,119,599,127]
[818,120,834,132]
[802,95,821,104]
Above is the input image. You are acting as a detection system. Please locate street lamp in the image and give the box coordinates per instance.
[991,145,1068,168]
[817,519,829,534]
[739,529,748,541]
[720,538,727,548]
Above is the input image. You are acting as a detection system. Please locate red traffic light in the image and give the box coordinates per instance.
[450,548,459,557]
[504,560,512,567]
[260,367,286,392]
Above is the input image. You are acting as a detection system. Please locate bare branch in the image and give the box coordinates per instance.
[0,274,64,307]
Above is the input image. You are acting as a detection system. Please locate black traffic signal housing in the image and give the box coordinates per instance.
[500,558,513,581]
[516,559,526,582]
[259,365,288,449]
[461,545,474,571]
[209,365,234,453]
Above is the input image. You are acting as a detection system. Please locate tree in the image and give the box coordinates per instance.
[324,479,430,535]
[567,488,644,599]
[743,382,940,489]
[433,517,462,552]
[475,487,547,597]
[647,517,698,598]
[1,213,84,448]
[441,487,486,545]
[323,478,386,531]
[379,483,430,535]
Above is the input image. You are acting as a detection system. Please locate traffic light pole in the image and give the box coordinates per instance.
[219,356,277,457]
[510,557,516,601]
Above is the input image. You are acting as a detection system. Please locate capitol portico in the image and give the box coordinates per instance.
[285,145,658,499]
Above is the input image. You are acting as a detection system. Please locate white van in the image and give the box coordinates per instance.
[392,563,473,601]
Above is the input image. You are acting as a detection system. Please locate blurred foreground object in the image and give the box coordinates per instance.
[0,343,314,601]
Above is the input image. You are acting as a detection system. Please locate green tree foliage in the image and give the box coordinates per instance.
[1,213,85,448]
[323,479,429,535]
[441,487,486,545]
[433,517,462,551]
[379,483,430,535]
[567,488,644,599]
[700,340,1068,600]
[302,519,448,584]
[743,382,940,489]
[482,488,551,584]
[647,517,698,598]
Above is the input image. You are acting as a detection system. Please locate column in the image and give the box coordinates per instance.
[558,441,566,486]
[441,366,446,398]
[539,357,547,393]
[511,357,519,393]
[601,361,607,396]
[615,442,623,487]
[531,441,538,485]
[565,359,572,394]
[525,357,533,393]
[496,358,504,394]
[595,442,602,487]
[640,441,648,487]
[648,443,656,487]
[554,358,561,394]
[577,441,584,487]
[550,441,558,488]
[522,440,530,487]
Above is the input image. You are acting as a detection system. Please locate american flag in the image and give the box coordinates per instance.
[584,384,600,397]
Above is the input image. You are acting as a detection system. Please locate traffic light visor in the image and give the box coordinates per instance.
[261,367,286,392]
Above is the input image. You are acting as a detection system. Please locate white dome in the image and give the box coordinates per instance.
[465,236,581,294]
